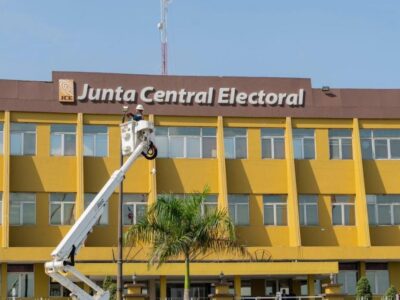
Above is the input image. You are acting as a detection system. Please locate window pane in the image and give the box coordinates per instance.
[202,137,216,158]
[330,139,340,159]
[374,130,400,138]
[332,205,342,225]
[169,127,200,136]
[236,204,249,225]
[299,206,305,225]
[274,138,285,159]
[366,272,376,294]
[390,139,400,159]
[228,204,236,224]
[303,139,315,159]
[187,136,201,158]
[169,136,185,158]
[261,128,284,137]
[293,139,303,159]
[236,137,247,158]
[375,140,388,159]
[202,128,216,136]
[394,205,400,225]
[376,270,389,294]
[155,136,168,158]
[136,204,147,222]
[95,134,108,157]
[261,139,272,159]
[342,139,353,159]
[377,205,391,225]
[306,205,318,225]
[155,127,168,136]
[23,203,35,224]
[123,204,133,225]
[224,137,235,159]
[83,125,107,134]
[10,132,22,155]
[368,204,377,225]
[293,129,314,137]
[23,133,36,155]
[11,123,35,132]
[64,134,76,156]
[51,124,75,133]
[50,134,62,156]
[0,131,3,154]
[264,205,274,225]
[224,128,246,137]
[10,204,20,225]
[344,205,354,225]
[329,129,352,138]
[50,203,61,225]
[361,139,373,159]
[83,135,94,156]
[276,205,287,225]
[63,203,75,225]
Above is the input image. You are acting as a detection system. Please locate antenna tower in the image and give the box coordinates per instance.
[158,0,170,75]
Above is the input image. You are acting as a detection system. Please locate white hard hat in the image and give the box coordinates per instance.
[136,104,144,111]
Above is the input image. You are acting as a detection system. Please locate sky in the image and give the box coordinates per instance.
[0,0,399,88]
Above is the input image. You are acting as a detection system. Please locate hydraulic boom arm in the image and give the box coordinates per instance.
[45,120,157,300]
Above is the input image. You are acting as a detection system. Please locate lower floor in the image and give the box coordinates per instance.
[1,261,400,299]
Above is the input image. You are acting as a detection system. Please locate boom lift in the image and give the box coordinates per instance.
[45,119,157,300]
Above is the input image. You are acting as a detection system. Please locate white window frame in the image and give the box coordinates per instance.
[83,126,108,157]
[361,130,400,160]
[123,194,147,225]
[201,195,218,216]
[338,270,357,294]
[10,193,36,226]
[367,195,400,225]
[50,125,76,156]
[10,123,36,156]
[228,195,249,226]
[261,129,285,159]
[7,269,34,298]
[156,127,217,159]
[49,193,76,225]
[329,130,352,160]
[293,129,315,159]
[84,193,108,225]
[263,195,287,226]
[332,195,355,226]
[299,195,319,226]
[224,128,248,159]
[366,269,389,295]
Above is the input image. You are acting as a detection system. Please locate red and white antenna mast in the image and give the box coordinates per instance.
[158,0,170,75]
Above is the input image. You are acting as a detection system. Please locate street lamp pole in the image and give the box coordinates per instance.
[117,106,129,300]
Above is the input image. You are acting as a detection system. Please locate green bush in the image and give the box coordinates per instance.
[356,276,372,300]
[385,285,398,299]
[102,276,117,300]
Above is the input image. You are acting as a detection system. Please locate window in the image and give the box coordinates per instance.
[361,129,400,159]
[338,270,357,294]
[10,123,36,156]
[329,129,352,159]
[155,127,216,158]
[10,193,36,225]
[224,128,247,159]
[123,194,147,225]
[50,280,70,297]
[50,124,76,156]
[0,123,3,154]
[84,193,108,225]
[293,129,315,159]
[367,195,400,225]
[49,193,75,225]
[228,195,249,225]
[263,195,287,225]
[83,125,108,157]
[7,264,34,298]
[261,128,285,159]
[366,264,389,295]
[332,195,355,225]
[299,195,318,226]
[201,195,218,216]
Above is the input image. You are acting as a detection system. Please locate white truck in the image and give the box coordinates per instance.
[45,119,157,300]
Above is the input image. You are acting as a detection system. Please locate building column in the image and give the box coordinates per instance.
[216,116,228,210]
[2,111,10,248]
[148,279,156,300]
[307,275,315,296]
[234,275,241,300]
[34,263,48,298]
[352,119,371,247]
[359,262,366,277]
[160,276,167,300]
[284,117,301,247]
[76,113,85,217]
[148,115,157,206]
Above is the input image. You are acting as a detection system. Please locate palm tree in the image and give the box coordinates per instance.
[125,192,248,300]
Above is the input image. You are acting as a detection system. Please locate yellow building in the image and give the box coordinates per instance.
[0,71,400,299]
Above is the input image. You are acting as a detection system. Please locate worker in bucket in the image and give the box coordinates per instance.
[124,104,144,122]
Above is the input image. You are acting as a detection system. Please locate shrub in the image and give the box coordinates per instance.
[385,285,398,299]
[356,276,372,300]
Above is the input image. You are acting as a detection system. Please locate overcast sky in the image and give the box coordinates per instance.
[0,0,399,88]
